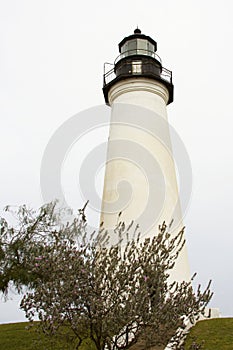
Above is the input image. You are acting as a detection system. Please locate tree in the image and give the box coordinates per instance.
[0,202,212,350]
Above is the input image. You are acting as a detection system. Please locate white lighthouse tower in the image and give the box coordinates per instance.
[101,29,190,282]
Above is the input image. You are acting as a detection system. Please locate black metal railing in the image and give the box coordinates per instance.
[103,60,172,87]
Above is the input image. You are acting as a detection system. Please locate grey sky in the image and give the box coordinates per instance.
[0,0,233,322]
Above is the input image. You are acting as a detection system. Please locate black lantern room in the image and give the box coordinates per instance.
[103,29,174,105]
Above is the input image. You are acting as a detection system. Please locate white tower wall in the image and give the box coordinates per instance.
[101,77,190,282]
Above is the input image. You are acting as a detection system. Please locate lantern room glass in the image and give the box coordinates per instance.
[120,39,155,58]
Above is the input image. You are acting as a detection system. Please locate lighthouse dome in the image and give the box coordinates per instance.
[118,28,158,61]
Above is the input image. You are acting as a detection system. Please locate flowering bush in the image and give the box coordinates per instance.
[0,202,212,350]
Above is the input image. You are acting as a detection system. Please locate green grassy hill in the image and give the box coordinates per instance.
[0,322,94,350]
[0,318,232,350]
[184,318,233,350]
[0,322,47,350]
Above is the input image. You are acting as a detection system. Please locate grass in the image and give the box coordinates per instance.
[0,318,232,349]
[0,322,94,350]
[0,322,49,350]
[184,318,233,350]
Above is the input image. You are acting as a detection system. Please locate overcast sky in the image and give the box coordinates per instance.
[0,0,233,322]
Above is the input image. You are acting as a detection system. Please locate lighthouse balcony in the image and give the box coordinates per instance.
[103,55,173,105]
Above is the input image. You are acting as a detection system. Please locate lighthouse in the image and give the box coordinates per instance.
[101,29,190,282]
